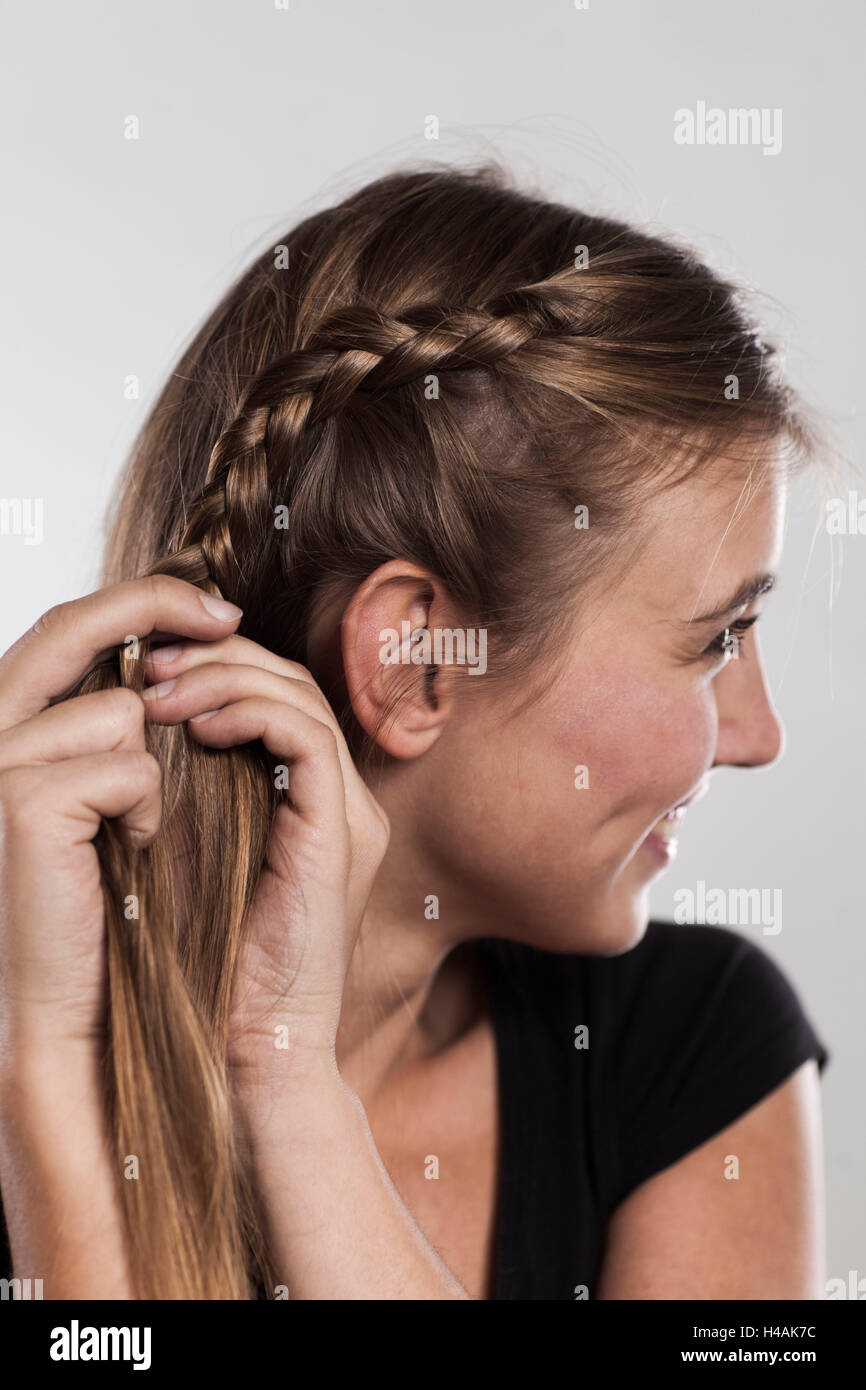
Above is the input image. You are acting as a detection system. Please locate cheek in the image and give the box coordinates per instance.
[543,656,716,813]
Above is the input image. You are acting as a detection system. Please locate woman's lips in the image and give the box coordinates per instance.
[642,778,710,865]
[644,807,685,863]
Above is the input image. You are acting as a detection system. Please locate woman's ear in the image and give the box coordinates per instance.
[340,559,460,760]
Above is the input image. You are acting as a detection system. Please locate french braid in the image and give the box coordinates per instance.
[150,286,579,597]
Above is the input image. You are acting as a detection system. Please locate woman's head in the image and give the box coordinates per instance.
[82,161,822,1295]
[107,162,814,942]
[338,451,787,960]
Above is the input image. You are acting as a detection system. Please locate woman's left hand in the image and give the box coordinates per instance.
[141,633,390,1104]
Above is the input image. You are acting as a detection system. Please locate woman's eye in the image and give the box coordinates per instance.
[703,615,758,663]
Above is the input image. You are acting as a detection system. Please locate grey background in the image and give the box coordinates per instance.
[1,1,862,1290]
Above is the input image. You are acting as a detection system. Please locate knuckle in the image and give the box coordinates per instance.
[136,572,167,613]
[31,601,67,636]
[127,749,162,795]
[375,802,391,843]
[108,684,145,726]
[347,789,390,857]
[194,661,233,684]
[368,799,391,852]
[308,720,337,755]
[128,571,177,613]
[145,571,174,604]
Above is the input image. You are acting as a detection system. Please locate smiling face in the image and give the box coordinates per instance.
[377,458,788,956]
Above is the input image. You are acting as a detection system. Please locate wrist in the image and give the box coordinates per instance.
[0,1035,103,1109]
[236,1064,364,1166]
[230,1037,345,1108]
[0,1039,133,1301]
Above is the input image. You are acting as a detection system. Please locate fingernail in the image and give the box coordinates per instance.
[200,593,243,620]
[189,708,220,722]
[142,678,176,701]
[146,643,183,665]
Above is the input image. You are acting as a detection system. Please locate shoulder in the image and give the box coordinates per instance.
[593,918,829,1058]
[587,927,829,1299]
[594,1051,826,1298]
[480,921,829,1205]
[482,918,827,1048]
[597,922,829,1203]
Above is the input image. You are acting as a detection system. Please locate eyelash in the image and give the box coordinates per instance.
[703,615,759,662]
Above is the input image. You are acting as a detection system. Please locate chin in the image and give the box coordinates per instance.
[583,894,651,957]
[518,887,651,958]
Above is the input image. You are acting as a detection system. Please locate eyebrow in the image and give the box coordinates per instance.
[685,573,777,625]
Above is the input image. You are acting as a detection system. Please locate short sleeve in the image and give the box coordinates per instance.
[603,922,830,1208]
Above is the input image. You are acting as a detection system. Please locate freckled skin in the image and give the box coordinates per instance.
[366,462,788,959]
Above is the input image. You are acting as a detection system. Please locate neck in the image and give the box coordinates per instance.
[334,828,494,1110]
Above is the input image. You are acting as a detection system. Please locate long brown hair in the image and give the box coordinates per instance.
[73,162,821,1298]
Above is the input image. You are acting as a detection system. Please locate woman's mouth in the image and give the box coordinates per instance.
[643,806,686,863]
[642,779,710,866]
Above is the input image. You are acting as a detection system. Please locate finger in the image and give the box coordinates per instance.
[0,576,243,732]
[0,749,163,848]
[144,660,321,723]
[0,686,146,773]
[142,660,364,799]
[143,634,317,692]
[184,696,347,831]
[143,638,361,779]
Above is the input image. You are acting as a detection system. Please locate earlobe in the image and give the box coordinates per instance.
[340,560,454,760]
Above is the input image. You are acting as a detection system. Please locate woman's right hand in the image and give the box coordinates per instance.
[0,575,245,1061]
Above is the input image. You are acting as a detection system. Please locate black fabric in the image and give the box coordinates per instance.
[0,919,829,1299]
[480,919,830,1300]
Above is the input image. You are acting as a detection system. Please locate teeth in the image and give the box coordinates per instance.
[652,817,679,841]
[652,806,686,840]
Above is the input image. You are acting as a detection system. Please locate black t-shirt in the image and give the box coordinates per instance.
[479,919,830,1300]
[0,919,829,1299]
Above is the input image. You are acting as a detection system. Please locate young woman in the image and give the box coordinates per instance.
[0,164,829,1300]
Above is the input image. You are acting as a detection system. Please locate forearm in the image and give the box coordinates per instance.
[0,1046,133,1299]
[242,1074,470,1300]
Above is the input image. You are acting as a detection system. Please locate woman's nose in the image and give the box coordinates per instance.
[712,639,785,769]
